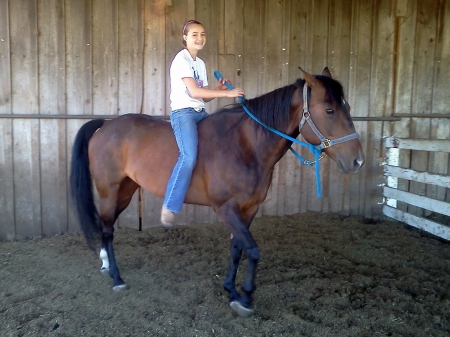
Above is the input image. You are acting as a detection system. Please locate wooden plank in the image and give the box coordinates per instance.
[385,137,450,152]
[216,55,235,108]
[143,0,167,115]
[38,0,68,236]
[0,119,15,240]
[118,0,144,115]
[408,0,440,216]
[394,0,416,123]
[92,0,119,116]
[117,191,140,230]
[13,119,42,239]
[426,118,450,207]
[383,205,450,241]
[65,0,93,232]
[392,0,416,208]
[0,0,11,112]
[364,0,395,218]
[0,1,15,240]
[383,186,450,217]
[65,0,93,116]
[40,119,69,236]
[347,0,373,215]
[10,0,39,115]
[430,0,450,214]
[10,0,41,238]
[384,165,450,188]
[223,0,236,55]
[142,191,164,230]
[432,0,450,115]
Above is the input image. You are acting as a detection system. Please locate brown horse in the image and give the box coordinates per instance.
[70,67,365,317]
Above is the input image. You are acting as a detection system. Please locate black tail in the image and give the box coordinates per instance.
[70,119,106,250]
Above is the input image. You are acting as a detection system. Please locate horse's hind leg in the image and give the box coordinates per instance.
[98,178,139,291]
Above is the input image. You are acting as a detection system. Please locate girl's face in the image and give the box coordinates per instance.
[184,24,206,52]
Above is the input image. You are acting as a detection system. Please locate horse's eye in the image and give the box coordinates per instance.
[326,109,335,115]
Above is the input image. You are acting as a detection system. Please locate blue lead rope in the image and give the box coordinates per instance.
[214,70,323,198]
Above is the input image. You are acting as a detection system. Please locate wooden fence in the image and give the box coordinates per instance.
[383,137,450,240]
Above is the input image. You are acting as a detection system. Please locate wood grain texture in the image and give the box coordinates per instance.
[0,0,449,239]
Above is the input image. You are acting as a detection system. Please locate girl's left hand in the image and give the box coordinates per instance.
[217,78,233,90]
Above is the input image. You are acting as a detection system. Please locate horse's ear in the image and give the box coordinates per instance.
[298,67,323,88]
[322,67,332,78]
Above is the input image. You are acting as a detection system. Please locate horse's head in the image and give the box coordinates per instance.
[297,67,365,174]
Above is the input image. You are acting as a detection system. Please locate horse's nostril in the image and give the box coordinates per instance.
[355,159,364,168]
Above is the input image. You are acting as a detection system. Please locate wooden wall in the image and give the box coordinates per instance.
[0,0,449,240]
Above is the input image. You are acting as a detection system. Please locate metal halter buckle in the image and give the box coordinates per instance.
[303,110,310,119]
[321,139,332,148]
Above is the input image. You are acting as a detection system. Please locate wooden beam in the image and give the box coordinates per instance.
[383,205,450,241]
[384,165,450,188]
[385,137,450,152]
[383,186,450,216]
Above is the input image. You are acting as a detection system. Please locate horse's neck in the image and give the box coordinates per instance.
[252,90,303,167]
[241,117,300,169]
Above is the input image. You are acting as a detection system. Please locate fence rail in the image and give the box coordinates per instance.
[383,137,450,240]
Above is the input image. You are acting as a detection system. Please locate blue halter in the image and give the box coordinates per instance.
[213,71,360,198]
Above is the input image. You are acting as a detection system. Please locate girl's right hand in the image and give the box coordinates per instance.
[226,88,245,98]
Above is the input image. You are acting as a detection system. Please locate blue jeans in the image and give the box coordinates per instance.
[164,107,209,213]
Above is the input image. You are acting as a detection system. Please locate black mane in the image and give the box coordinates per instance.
[214,76,346,133]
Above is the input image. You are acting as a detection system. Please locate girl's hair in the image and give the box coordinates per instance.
[182,19,203,47]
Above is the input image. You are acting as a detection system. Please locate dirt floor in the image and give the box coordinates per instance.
[1,212,450,337]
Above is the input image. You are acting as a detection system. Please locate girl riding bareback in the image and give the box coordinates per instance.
[161,20,245,227]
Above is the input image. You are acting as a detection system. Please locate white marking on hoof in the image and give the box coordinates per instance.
[230,301,254,318]
[100,267,110,276]
[99,248,110,270]
[112,284,128,292]
[161,206,175,228]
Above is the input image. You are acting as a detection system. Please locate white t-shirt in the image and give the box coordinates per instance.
[169,49,209,111]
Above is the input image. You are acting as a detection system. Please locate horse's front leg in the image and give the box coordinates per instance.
[223,235,243,303]
[217,202,259,318]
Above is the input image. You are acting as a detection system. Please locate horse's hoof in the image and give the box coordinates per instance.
[112,284,128,292]
[100,268,109,276]
[230,301,254,318]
